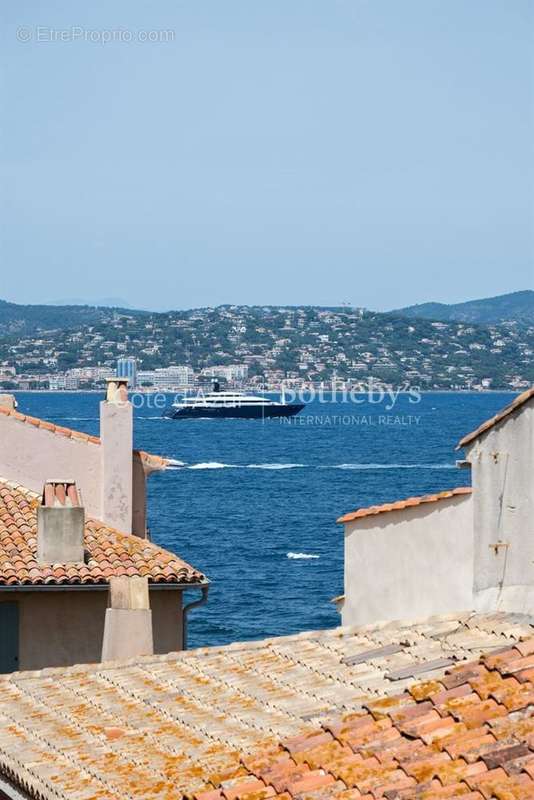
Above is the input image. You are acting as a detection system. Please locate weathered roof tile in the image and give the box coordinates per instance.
[0,615,534,799]
[0,478,206,586]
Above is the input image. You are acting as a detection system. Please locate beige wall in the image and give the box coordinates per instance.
[0,589,183,671]
[0,415,102,516]
[342,493,473,627]
[0,409,149,537]
[466,402,534,613]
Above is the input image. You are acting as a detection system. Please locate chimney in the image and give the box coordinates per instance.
[101,576,154,661]
[37,480,84,563]
[0,393,16,411]
[100,377,133,534]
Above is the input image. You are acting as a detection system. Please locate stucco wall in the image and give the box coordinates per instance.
[0,589,183,671]
[0,408,148,537]
[0,416,102,518]
[342,493,473,627]
[466,403,534,613]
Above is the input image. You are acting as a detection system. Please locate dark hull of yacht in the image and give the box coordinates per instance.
[163,403,305,420]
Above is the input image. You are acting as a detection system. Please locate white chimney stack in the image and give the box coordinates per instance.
[0,394,16,411]
[101,576,154,661]
[37,480,84,563]
[100,377,133,534]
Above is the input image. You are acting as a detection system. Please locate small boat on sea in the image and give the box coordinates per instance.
[163,382,305,420]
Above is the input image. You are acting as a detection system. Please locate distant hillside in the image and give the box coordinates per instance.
[0,299,146,336]
[1,299,534,389]
[4,291,532,336]
[393,290,534,325]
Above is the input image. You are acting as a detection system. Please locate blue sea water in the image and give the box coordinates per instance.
[14,391,513,648]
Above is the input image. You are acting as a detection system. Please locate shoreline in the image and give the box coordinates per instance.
[8,388,519,396]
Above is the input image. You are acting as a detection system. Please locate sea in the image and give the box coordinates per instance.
[15,390,512,649]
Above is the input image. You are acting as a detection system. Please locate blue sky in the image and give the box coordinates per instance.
[2,1,533,311]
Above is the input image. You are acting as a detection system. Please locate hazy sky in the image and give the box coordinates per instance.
[2,1,533,311]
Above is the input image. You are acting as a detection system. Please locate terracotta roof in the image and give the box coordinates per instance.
[203,637,534,800]
[457,385,534,450]
[337,486,472,524]
[0,611,532,799]
[0,479,206,586]
[0,404,169,470]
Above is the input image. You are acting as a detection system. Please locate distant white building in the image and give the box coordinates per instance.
[202,365,248,383]
[49,375,66,391]
[69,367,114,382]
[138,366,194,388]
[48,374,79,390]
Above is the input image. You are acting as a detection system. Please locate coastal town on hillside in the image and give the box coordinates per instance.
[3,0,534,794]
[1,303,534,391]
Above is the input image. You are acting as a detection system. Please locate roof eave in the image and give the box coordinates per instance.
[0,578,210,592]
[455,386,534,450]
[338,487,472,524]
[134,449,170,473]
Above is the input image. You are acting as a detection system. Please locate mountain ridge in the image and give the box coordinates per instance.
[392,290,534,325]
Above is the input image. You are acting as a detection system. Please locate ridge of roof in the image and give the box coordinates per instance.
[337,486,472,524]
[0,611,532,800]
[0,478,206,586]
[0,403,169,469]
[457,385,534,450]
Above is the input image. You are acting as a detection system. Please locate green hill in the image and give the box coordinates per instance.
[0,299,147,336]
[1,297,533,389]
[393,290,534,325]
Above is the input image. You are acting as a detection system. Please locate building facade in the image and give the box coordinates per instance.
[0,384,208,671]
[337,387,534,627]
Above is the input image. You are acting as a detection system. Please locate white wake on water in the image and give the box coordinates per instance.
[247,463,305,470]
[186,462,305,470]
[328,463,457,470]
[172,461,456,471]
[287,552,320,560]
[188,462,236,470]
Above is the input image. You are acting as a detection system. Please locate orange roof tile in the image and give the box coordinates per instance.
[0,403,169,470]
[0,478,206,586]
[457,386,534,450]
[0,616,533,799]
[337,486,472,524]
[193,640,534,800]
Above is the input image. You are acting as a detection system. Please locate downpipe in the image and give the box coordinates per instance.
[182,585,209,650]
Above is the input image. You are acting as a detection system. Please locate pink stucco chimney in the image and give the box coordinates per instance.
[100,378,133,534]
[37,480,85,564]
[101,575,153,661]
[0,393,16,411]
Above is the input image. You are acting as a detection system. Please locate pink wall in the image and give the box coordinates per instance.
[0,398,149,537]
[0,415,102,516]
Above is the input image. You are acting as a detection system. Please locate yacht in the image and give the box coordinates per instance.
[163,382,305,420]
